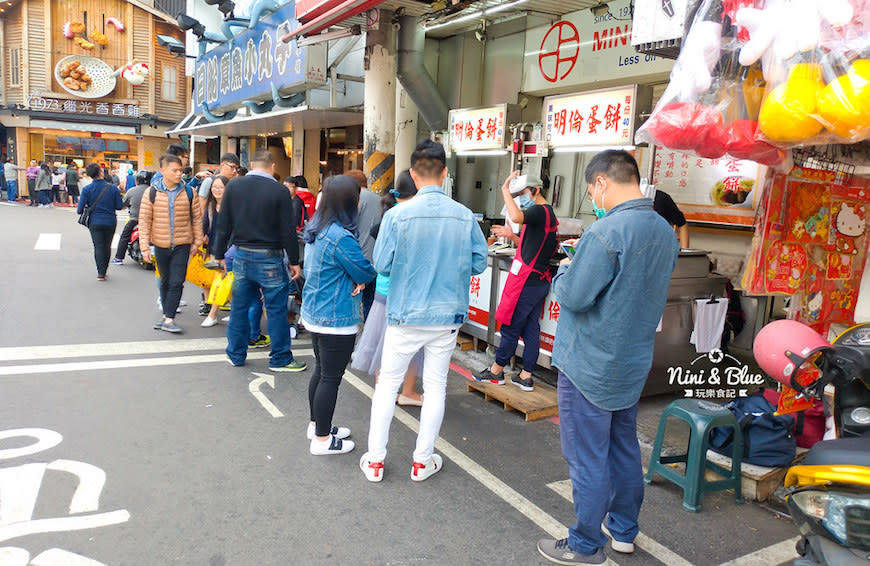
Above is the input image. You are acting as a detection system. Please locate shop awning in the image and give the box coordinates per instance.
[165,111,212,138]
[165,105,364,137]
[281,0,387,41]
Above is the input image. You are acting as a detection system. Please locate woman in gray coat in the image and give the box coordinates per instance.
[35,163,52,208]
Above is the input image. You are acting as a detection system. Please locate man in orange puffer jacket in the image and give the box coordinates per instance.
[140,154,204,334]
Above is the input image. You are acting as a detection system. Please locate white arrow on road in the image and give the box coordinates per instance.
[249,373,284,418]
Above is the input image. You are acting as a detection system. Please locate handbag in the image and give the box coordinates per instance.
[208,272,234,306]
[710,391,797,467]
[77,184,111,227]
[186,248,218,289]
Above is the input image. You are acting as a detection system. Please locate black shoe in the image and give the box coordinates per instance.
[198,303,211,316]
[475,368,505,385]
[511,374,534,392]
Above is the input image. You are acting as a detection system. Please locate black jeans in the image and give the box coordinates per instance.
[154,244,190,319]
[495,282,551,372]
[27,178,36,204]
[88,222,116,277]
[115,218,138,260]
[309,332,356,437]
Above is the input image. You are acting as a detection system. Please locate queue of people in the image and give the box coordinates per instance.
[64,140,679,565]
[0,159,120,207]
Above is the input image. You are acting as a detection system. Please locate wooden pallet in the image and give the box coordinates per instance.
[456,333,475,351]
[703,448,809,502]
[466,379,559,421]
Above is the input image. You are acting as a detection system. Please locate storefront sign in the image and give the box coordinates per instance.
[448,104,507,153]
[467,267,494,328]
[26,92,140,118]
[194,3,327,114]
[652,147,764,226]
[522,0,673,95]
[543,86,635,148]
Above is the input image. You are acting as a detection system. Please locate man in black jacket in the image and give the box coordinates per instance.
[214,149,306,372]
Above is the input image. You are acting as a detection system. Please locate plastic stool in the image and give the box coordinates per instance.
[644,398,744,512]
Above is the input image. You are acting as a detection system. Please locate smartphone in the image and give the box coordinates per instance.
[560,242,576,259]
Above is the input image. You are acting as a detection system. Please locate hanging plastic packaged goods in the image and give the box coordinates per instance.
[636,0,870,159]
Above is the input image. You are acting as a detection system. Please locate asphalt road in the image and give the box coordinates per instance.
[0,202,800,566]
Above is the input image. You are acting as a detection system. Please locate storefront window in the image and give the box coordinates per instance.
[9,48,20,87]
[162,65,178,101]
[41,132,137,171]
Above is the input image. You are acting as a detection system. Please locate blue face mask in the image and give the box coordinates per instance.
[591,184,607,219]
[517,193,534,209]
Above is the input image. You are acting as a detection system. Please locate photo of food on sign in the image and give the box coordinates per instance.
[651,147,764,226]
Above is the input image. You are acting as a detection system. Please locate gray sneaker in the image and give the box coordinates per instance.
[269,359,308,372]
[160,321,183,334]
[537,539,605,565]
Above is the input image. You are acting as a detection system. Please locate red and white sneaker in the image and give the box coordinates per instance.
[360,452,384,482]
[410,453,443,482]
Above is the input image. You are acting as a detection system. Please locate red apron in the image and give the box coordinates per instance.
[494,206,558,326]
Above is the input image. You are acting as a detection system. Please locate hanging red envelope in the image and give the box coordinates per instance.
[800,261,831,324]
[765,241,808,294]
[829,201,867,254]
[826,253,856,280]
[784,178,832,245]
[824,279,860,324]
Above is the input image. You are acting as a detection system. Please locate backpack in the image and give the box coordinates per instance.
[149,185,194,219]
[761,388,826,449]
[709,391,797,467]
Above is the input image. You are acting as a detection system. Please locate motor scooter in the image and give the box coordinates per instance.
[128,226,155,270]
[754,320,870,565]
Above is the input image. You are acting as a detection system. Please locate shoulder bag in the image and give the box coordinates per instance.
[78,184,111,227]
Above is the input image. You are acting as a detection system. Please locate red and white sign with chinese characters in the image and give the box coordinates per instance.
[467,266,493,328]
[544,86,635,149]
[448,104,507,153]
[651,146,765,226]
[538,288,560,353]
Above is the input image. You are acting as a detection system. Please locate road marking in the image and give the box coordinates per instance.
[546,480,694,566]
[0,202,16,207]
[111,233,119,249]
[0,429,63,460]
[337,371,624,560]
[0,510,131,543]
[717,537,800,566]
[34,233,61,251]
[249,373,284,418]
[0,464,45,524]
[46,460,106,514]
[0,349,313,376]
[31,548,108,566]
[0,337,311,362]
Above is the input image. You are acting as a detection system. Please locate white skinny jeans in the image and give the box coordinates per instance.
[366,325,457,464]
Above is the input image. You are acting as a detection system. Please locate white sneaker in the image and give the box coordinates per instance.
[221,315,231,322]
[601,523,635,554]
[360,452,384,482]
[201,316,217,328]
[179,299,188,307]
[306,423,350,440]
[309,434,354,455]
[410,453,443,482]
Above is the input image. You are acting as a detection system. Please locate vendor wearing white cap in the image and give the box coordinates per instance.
[475,171,558,392]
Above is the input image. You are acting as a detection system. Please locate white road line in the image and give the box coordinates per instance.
[0,337,311,362]
[0,202,16,207]
[111,233,120,249]
[34,233,62,251]
[717,537,800,566]
[340,370,626,565]
[0,510,131,543]
[546,480,695,566]
[0,349,313,376]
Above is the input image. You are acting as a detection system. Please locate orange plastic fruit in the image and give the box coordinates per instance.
[759,63,824,142]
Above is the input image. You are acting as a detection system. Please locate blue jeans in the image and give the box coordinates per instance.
[249,297,263,341]
[226,249,292,367]
[495,282,550,372]
[558,372,644,554]
[6,180,16,202]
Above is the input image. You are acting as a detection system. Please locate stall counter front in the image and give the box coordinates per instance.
[462,249,728,394]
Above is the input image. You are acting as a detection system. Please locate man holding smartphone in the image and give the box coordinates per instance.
[475,171,558,392]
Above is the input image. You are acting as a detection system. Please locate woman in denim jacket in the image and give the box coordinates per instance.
[301,175,376,455]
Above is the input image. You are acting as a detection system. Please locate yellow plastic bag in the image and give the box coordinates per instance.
[186,250,217,289]
[208,271,234,306]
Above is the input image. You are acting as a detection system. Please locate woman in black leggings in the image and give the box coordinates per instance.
[77,163,123,280]
[299,175,376,455]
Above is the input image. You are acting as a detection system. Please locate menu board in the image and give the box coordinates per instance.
[651,146,765,226]
[105,140,129,152]
[81,138,106,152]
[56,136,82,150]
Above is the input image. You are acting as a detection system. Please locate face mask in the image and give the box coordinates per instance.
[516,193,534,209]
[591,184,607,219]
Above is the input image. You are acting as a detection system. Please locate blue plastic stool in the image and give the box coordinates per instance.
[644,398,744,512]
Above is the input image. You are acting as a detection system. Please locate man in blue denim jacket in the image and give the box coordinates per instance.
[537,151,678,565]
[359,140,488,483]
